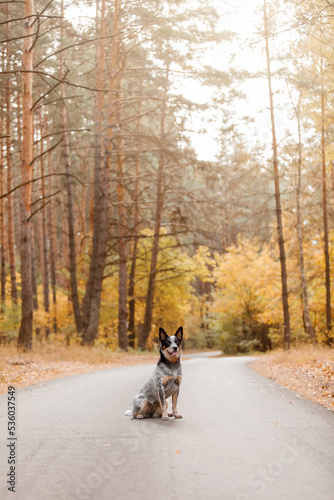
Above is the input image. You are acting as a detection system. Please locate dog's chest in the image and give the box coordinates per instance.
[161,373,182,397]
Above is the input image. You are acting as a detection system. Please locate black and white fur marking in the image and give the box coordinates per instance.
[125,327,183,421]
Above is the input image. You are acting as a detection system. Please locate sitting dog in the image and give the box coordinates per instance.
[126,327,183,420]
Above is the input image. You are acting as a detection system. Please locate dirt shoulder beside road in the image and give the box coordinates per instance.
[0,344,159,393]
[251,346,334,412]
[0,344,206,394]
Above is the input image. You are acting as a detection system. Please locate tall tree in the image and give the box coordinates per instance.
[60,0,82,334]
[81,0,108,345]
[263,0,291,349]
[320,59,331,342]
[39,112,50,335]
[113,0,129,351]
[5,2,18,305]
[47,130,58,333]
[0,128,6,310]
[18,0,34,350]
[138,62,169,350]
[128,84,142,348]
[294,95,316,344]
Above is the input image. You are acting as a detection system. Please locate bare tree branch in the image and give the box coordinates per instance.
[31,137,64,165]
[0,173,87,200]
[0,69,104,92]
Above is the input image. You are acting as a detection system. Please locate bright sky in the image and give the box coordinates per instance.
[175,0,274,160]
[195,0,298,161]
[66,0,284,162]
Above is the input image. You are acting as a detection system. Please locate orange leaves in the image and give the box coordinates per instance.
[253,350,334,412]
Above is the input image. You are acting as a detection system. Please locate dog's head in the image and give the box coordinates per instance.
[159,327,183,363]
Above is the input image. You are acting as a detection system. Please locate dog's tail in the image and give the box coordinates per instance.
[125,409,132,417]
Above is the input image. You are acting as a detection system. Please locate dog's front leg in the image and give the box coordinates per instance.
[157,383,169,421]
[170,376,182,419]
[171,390,183,419]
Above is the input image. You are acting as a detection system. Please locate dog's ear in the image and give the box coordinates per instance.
[175,326,183,341]
[159,327,168,342]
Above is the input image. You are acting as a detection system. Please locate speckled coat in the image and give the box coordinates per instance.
[130,327,183,421]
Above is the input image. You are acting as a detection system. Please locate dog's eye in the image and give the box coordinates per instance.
[165,341,171,347]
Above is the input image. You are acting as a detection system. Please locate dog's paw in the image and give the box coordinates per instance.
[174,414,183,419]
[134,414,145,419]
[167,412,173,417]
[162,415,171,421]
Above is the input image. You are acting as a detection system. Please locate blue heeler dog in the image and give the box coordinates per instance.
[125,327,183,420]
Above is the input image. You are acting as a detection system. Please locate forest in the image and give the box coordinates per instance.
[0,0,334,354]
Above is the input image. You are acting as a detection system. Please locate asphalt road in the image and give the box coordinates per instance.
[1,354,334,500]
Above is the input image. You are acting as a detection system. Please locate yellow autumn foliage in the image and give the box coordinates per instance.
[2,224,334,353]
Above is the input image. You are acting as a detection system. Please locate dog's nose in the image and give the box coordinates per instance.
[173,346,178,352]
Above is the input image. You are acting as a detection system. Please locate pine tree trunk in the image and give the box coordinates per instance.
[6,3,18,304]
[138,191,164,350]
[110,0,128,350]
[128,92,142,348]
[116,82,128,351]
[321,72,332,342]
[82,161,109,345]
[15,90,22,259]
[62,115,82,332]
[138,67,169,350]
[103,0,128,350]
[295,101,316,344]
[81,0,106,329]
[39,113,50,336]
[47,128,58,332]
[264,0,291,350]
[128,236,138,348]
[60,0,82,334]
[0,129,6,311]
[18,0,34,350]
[81,0,108,345]
[31,222,38,311]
